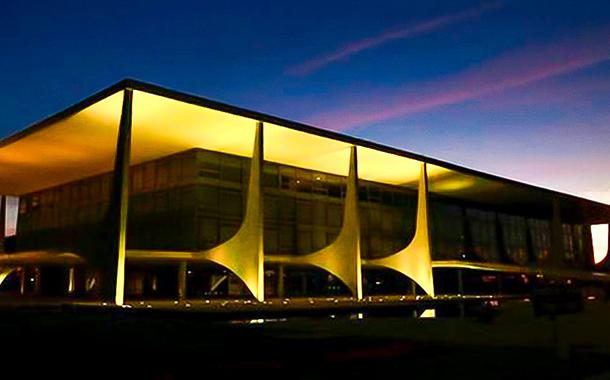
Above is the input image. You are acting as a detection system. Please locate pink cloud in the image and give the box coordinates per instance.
[473,75,610,111]
[307,27,610,131]
[405,115,610,196]
[286,1,504,76]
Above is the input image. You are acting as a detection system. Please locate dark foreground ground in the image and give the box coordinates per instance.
[1,299,610,379]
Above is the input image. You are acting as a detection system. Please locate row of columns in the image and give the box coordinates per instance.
[104,89,434,304]
[100,88,601,305]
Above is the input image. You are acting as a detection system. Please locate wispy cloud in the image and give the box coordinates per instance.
[307,27,610,131]
[286,1,504,76]
[472,75,610,111]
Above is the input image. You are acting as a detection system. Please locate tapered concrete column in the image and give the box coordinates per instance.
[101,89,133,305]
[0,195,5,253]
[300,146,362,298]
[127,122,265,301]
[19,267,25,295]
[0,267,16,288]
[363,162,435,296]
[264,146,363,298]
[67,267,76,294]
[178,262,187,300]
[199,121,265,301]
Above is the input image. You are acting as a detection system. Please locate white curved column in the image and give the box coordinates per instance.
[0,267,16,287]
[363,162,435,296]
[266,146,363,299]
[198,121,265,301]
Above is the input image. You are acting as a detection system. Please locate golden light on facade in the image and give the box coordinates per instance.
[128,121,265,301]
[0,91,123,195]
[0,267,16,287]
[266,146,363,298]
[264,122,351,176]
[357,146,421,186]
[131,90,257,163]
[2,79,610,306]
[426,164,477,193]
[364,163,435,296]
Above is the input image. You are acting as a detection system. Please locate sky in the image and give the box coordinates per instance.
[2,0,610,204]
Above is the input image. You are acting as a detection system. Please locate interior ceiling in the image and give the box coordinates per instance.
[0,87,608,223]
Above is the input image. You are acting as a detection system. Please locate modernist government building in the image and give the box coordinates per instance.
[1,79,609,306]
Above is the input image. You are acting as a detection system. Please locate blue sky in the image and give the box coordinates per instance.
[2,0,610,199]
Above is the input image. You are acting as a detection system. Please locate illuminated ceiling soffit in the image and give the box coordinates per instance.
[263,122,352,176]
[357,146,421,187]
[0,91,123,195]
[131,90,257,163]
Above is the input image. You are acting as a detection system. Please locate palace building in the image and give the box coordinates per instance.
[1,79,609,306]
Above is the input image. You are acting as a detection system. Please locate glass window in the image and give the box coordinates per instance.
[528,218,551,261]
[262,164,279,188]
[499,213,528,265]
[278,196,296,221]
[430,200,465,260]
[466,208,499,261]
[220,189,242,218]
[297,229,313,254]
[221,156,242,183]
[198,151,220,180]
[327,204,342,227]
[312,172,328,195]
[295,169,312,193]
[264,228,279,253]
[297,200,313,224]
[143,162,155,191]
[278,225,295,253]
[563,224,575,261]
[156,161,169,189]
[168,155,182,187]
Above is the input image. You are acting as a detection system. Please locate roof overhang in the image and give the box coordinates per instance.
[1,79,609,224]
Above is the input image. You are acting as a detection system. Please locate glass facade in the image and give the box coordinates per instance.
[528,218,551,261]
[10,146,599,299]
[466,208,500,261]
[2,84,607,305]
[429,199,466,260]
[358,180,416,259]
[16,148,251,253]
[262,162,345,256]
[427,165,592,270]
[498,213,528,265]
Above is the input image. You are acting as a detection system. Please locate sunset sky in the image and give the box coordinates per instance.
[2,0,610,203]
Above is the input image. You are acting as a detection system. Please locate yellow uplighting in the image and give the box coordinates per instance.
[264,123,351,176]
[2,80,610,306]
[131,90,256,162]
[363,163,435,296]
[419,309,436,318]
[427,164,477,193]
[0,267,16,287]
[133,91,354,177]
[0,91,123,194]
[357,146,421,186]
